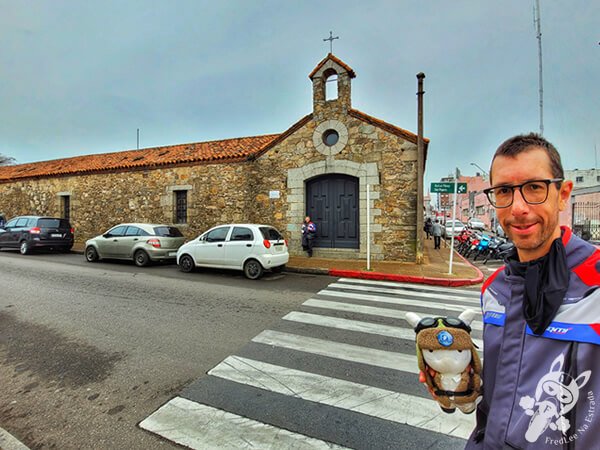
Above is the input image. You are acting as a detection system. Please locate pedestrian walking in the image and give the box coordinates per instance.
[424,217,433,239]
[301,216,317,257]
[431,219,442,249]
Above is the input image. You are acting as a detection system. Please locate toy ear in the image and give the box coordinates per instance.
[458,309,478,326]
[406,312,422,328]
[471,347,482,374]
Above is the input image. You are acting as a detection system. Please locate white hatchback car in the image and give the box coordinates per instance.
[443,220,466,238]
[176,224,289,279]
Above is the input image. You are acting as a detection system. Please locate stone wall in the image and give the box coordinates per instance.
[0,163,254,243]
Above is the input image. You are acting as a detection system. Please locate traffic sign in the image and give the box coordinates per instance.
[430,182,468,194]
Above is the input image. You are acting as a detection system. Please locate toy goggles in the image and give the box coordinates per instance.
[414,316,472,334]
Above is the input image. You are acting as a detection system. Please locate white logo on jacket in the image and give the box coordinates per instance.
[519,353,591,443]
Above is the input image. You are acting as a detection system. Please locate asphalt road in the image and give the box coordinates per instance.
[0,250,334,449]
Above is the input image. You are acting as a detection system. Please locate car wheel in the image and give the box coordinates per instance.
[179,254,194,273]
[243,259,263,280]
[19,240,30,255]
[134,250,150,267]
[272,264,285,273]
[85,246,99,262]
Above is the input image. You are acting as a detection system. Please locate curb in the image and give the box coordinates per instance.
[284,266,330,276]
[327,250,484,287]
[0,426,30,450]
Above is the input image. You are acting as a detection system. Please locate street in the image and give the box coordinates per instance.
[0,250,333,449]
[0,250,485,449]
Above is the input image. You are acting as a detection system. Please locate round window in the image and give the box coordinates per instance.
[322,129,339,147]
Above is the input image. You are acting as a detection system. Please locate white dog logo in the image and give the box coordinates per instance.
[519,353,591,443]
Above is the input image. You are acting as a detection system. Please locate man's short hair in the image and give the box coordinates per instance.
[490,133,564,183]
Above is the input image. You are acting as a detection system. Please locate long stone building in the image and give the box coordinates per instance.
[0,54,428,261]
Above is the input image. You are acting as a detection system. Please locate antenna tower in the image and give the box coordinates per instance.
[534,0,544,135]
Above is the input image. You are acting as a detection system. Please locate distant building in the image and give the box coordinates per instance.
[434,172,494,229]
[565,168,600,189]
[559,169,600,242]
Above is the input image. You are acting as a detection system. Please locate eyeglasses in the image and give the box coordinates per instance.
[414,316,471,334]
[483,178,563,208]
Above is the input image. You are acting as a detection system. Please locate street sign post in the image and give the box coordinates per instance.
[430,182,467,194]
[431,177,468,274]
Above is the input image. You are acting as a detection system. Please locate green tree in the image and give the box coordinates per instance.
[0,154,16,165]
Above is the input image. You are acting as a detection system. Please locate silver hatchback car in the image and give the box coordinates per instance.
[85,223,185,266]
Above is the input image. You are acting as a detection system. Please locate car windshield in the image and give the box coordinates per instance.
[260,227,283,241]
[153,226,183,237]
[446,221,464,227]
[38,218,70,228]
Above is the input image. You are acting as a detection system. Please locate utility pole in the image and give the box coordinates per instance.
[534,0,544,135]
[416,73,426,264]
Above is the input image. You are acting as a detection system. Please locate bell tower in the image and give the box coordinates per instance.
[308,54,356,120]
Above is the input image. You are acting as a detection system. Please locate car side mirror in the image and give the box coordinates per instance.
[103,233,111,238]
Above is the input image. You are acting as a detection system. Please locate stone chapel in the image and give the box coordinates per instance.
[0,54,428,262]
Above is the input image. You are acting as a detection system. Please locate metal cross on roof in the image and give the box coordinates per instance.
[323,31,339,54]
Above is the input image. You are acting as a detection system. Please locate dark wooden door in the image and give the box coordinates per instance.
[306,175,359,249]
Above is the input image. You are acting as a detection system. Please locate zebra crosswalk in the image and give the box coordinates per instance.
[140,278,483,449]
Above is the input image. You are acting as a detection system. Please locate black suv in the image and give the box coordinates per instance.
[0,216,74,254]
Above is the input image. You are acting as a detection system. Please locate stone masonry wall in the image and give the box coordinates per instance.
[0,163,254,244]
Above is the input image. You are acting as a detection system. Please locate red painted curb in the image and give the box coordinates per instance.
[329,251,484,287]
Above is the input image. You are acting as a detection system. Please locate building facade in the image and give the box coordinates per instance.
[0,54,428,261]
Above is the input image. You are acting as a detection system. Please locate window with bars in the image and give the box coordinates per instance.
[62,195,70,221]
[576,176,584,183]
[174,190,188,224]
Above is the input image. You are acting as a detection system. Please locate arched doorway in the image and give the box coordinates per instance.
[306,174,359,249]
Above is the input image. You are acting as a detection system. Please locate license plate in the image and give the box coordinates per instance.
[275,246,282,253]
[168,252,177,257]
[51,233,62,238]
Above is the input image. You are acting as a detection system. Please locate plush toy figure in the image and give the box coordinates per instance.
[406,309,482,414]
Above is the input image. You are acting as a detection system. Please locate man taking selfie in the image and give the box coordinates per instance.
[466,134,600,449]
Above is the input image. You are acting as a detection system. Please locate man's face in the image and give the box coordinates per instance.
[490,147,572,262]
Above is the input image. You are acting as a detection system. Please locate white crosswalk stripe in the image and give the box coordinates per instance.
[327,281,481,304]
[142,278,484,449]
[302,298,484,332]
[282,310,484,347]
[208,355,475,439]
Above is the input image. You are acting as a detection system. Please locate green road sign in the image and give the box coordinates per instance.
[430,182,468,194]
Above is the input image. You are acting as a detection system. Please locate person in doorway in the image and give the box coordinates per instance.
[424,217,433,239]
[463,133,600,448]
[301,216,317,257]
[431,219,443,249]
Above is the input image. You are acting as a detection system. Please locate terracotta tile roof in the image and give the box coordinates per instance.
[308,53,356,80]
[0,134,280,183]
[0,110,430,183]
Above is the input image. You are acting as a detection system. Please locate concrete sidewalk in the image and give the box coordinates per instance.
[288,235,483,287]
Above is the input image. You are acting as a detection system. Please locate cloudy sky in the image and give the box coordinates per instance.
[1,1,598,188]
